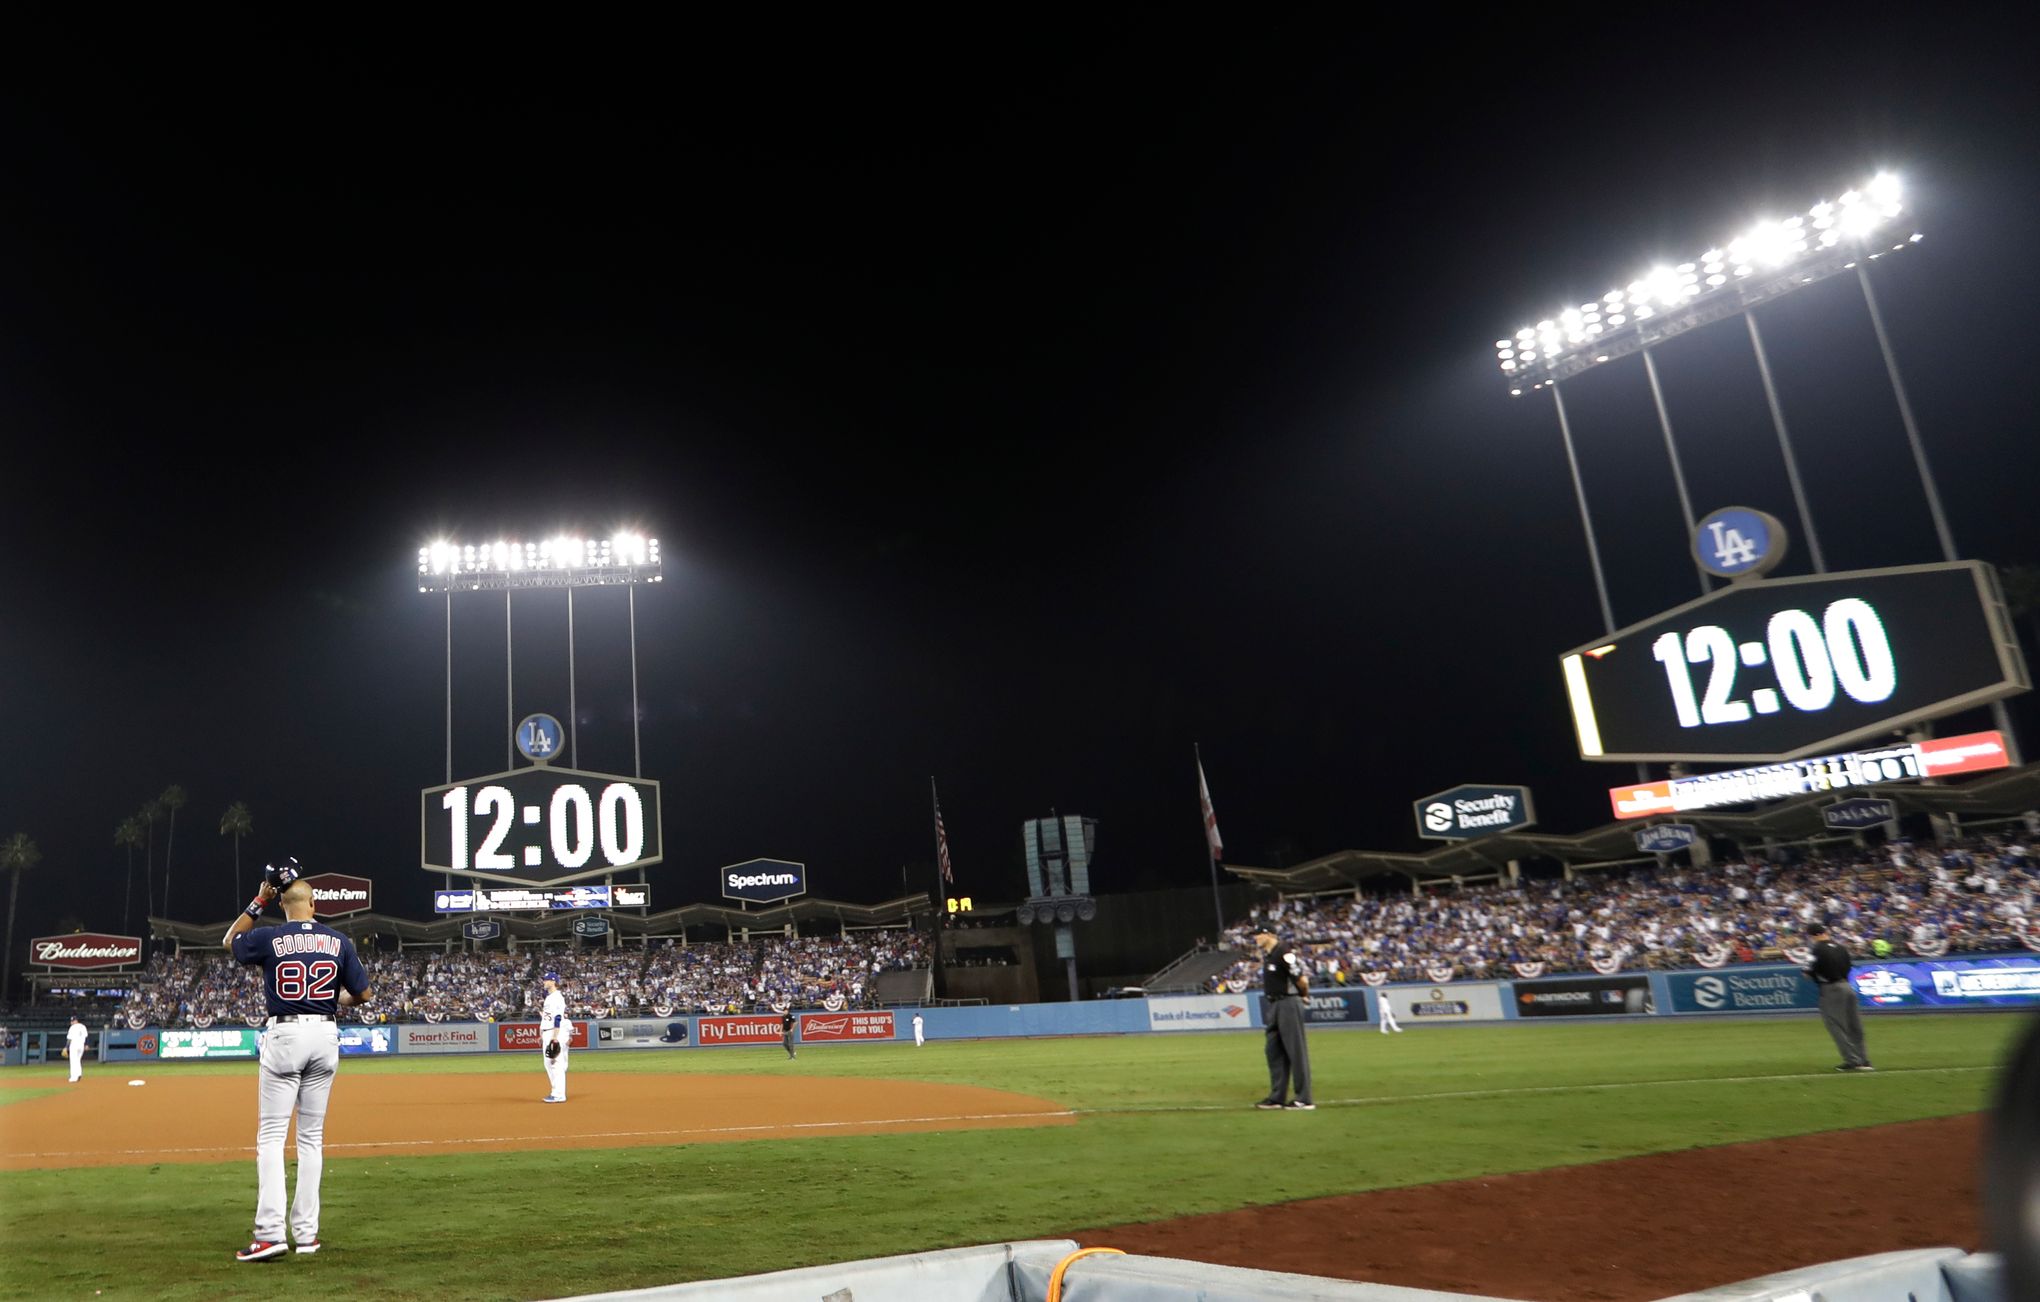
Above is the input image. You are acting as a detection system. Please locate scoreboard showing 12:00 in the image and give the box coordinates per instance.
[1559,560,2028,763]
[421,766,663,886]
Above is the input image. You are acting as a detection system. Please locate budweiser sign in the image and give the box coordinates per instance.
[31,933,143,969]
[303,873,373,916]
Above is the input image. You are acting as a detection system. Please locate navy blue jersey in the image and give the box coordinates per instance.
[231,919,370,1017]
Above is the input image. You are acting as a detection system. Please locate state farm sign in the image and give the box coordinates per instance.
[303,873,373,917]
[30,933,142,969]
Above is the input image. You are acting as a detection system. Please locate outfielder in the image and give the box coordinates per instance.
[1378,991,1403,1034]
[223,857,372,1262]
[912,1012,925,1047]
[65,1016,88,1082]
[540,971,571,1102]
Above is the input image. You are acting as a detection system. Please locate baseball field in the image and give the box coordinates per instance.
[0,1012,2023,1301]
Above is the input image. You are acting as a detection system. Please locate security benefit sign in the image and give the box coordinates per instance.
[1666,967,1819,1014]
[1414,785,1535,841]
[1515,975,1653,1017]
[720,859,807,905]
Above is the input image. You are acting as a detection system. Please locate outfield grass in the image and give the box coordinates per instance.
[0,1014,2023,1301]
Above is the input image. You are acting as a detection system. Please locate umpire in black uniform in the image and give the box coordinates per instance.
[1803,922,1872,1071]
[1252,924,1314,1110]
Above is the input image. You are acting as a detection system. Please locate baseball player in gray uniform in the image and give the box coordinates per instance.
[223,858,373,1261]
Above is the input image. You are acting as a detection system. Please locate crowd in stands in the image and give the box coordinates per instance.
[1214,836,2037,988]
[114,929,928,1027]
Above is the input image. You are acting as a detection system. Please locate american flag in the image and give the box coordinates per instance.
[1198,756,1224,862]
[933,784,954,883]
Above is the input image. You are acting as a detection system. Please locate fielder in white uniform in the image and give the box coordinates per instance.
[540,971,571,1102]
[66,1017,88,1081]
[912,1012,925,1047]
[1378,990,1403,1033]
[223,861,373,1262]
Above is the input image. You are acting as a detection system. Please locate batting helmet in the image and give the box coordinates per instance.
[264,856,303,892]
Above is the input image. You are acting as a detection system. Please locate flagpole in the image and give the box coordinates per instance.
[929,776,948,1001]
[1196,744,1225,939]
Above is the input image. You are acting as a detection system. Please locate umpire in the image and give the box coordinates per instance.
[1803,922,1873,1072]
[1252,924,1314,1110]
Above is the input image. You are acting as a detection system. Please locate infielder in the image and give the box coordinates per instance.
[540,971,571,1101]
[1378,991,1403,1034]
[912,1012,925,1047]
[65,1016,88,1082]
[223,857,373,1262]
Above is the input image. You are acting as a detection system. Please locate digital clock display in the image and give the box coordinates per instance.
[1560,561,2028,763]
[421,766,663,886]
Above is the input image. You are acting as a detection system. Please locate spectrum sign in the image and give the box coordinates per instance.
[1609,730,2010,819]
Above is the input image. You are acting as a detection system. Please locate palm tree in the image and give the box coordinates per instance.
[115,817,145,935]
[220,801,253,911]
[139,798,162,923]
[159,784,187,919]
[1,833,42,1003]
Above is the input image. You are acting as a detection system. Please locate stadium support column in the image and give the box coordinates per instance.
[1856,263,2022,766]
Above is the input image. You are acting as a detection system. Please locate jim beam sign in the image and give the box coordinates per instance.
[303,873,374,917]
[31,933,143,970]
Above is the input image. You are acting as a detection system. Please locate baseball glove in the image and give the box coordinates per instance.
[545,1040,561,1060]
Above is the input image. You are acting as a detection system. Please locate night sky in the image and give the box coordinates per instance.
[4,19,2038,952]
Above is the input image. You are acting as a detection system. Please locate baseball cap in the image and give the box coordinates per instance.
[543,970,561,981]
[1250,922,1278,936]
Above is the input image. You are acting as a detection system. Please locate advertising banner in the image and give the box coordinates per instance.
[99,1028,160,1062]
[1852,956,2040,1008]
[29,933,143,969]
[302,873,373,917]
[1822,799,1898,831]
[1635,824,1698,854]
[159,1028,262,1059]
[1665,967,1819,1014]
[1413,785,1535,840]
[1381,982,1506,1023]
[339,1024,397,1056]
[1301,990,1371,1024]
[496,1021,590,1051]
[799,1011,896,1041]
[1146,994,1254,1031]
[597,1019,691,1048]
[434,884,650,914]
[1515,975,1653,1017]
[1610,731,2011,819]
[399,1023,492,1054]
[696,1014,785,1045]
[720,859,807,904]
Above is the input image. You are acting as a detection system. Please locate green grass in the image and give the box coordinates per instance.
[0,1014,2023,1301]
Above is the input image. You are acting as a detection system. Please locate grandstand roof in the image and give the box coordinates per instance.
[148,893,936,949]
[1224,761,2040,893]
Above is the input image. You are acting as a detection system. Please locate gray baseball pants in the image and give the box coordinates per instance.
[254,1019,339,1244]
[1264,995,1312,1105]
[1819,981,1869,1068]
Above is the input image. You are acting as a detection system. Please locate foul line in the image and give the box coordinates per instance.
[0,1065,1994,1162]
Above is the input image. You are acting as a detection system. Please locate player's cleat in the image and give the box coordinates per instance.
[236,1241,288,1262]
[1254,1099,1284,1110]
[1284,1100,1316,1111]
[541,1095,565,1103]
[295,1240,321,1255]
[1846,1064,1876,1072]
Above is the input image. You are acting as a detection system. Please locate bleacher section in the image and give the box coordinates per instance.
[1141,947,1244,994]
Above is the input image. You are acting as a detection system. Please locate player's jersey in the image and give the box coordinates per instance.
[541,989,569,1042]
[231,919,370,1018]
[66,1024,87,1049]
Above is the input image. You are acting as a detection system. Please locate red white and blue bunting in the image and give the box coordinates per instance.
[1691,945,1731,969]
[1511,962,1546,979]
[1424,963,1455,983]
[1588,952,1623,975]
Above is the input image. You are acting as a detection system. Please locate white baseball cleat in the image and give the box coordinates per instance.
[295,1240,321,1255]
[541,1095,565,1103]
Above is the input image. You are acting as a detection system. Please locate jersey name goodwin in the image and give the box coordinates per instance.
[268,932,343,958]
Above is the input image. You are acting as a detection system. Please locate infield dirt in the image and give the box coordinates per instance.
[0,1070,1072,1169]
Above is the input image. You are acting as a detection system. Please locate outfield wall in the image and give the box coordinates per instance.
[62,951,2039,1063]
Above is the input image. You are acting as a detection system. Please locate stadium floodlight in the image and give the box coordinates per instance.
[417,532,662,592]
[1496,173,1918,393]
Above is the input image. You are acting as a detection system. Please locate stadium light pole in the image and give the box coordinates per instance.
[417,532,664,776]
[1742,310,1827,573]
[1639,346,1710,595]
[1547,382,1618,637]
